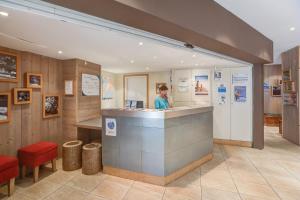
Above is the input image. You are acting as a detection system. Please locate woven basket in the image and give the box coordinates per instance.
[62,140,83,171]
[82,143,101,175]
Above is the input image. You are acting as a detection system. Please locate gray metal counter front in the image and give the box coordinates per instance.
[101,106,213,185]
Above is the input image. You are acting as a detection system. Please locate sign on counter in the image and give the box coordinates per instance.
[105,118,117,136]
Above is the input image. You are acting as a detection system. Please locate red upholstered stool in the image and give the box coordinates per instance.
[18,141,58,183]
[0,155,18,196]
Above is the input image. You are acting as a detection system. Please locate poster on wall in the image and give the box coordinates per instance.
[82,73,100,96]
[271,86,282,97]
[0,51,19,83]
[102,76,114,100]
[105,118,117,136]
[214,71,222,81]
[177,78,189,93]
[232,73,249,84]
[194,75,209,95]
[217,84,226,105]
[234,86,247,103]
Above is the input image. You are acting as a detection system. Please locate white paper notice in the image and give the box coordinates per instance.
[65,80,73,95]
[105,118,117,136]
[82,73,100,96]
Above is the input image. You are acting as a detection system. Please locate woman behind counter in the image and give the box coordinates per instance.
[155,85,172,109]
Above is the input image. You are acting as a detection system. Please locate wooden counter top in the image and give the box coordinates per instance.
[75,117,102,130]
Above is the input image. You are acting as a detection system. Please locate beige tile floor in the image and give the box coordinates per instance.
[1,126,300,200]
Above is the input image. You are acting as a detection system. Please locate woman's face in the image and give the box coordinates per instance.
[160,90,168,96]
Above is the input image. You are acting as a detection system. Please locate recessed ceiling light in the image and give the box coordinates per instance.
[145,67,150,70]
[130,60,135,64]
[0,12,8,17]
[192,54,196,58]
[195,63,199,66]
[139,42,143,46]
[290,27,296,31]
[153,56,157,59]
[180,60,184,64]
[58,50,63,54]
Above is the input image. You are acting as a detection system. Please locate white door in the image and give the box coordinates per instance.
[213,68,231,140]
[230,67,253,141]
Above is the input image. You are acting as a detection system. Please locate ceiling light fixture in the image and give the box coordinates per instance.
[195,63,199,66]
[130,60,135,64]
[0,12,8,17]
[139,42,143,46]
[153,56,157,59]
[145,67,150,70]
[290,27,296,31]
[192,54,196,58]
[58,50,63,54]
[180,60,184,64]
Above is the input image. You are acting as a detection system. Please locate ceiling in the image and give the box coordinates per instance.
[0,4,246,74]
[215,0,300,64]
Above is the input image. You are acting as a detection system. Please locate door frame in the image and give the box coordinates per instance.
[123,73,149,108]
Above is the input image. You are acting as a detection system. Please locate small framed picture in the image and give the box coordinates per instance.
[25,73,43,89]
[64,80,75,96]
[43,94,60,119]
[156,83,167,94]
[0,51,20,83]
[282,70,291,81]
[13,88,32,105]
[283,81,295,93]
[0,93,11,124]
[271,86,282,97]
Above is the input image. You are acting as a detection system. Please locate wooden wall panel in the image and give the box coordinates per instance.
[76,60,101,122]
[281,46,300,145]
[0,46,63,156]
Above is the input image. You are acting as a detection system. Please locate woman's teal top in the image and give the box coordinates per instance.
[155,96,169,109]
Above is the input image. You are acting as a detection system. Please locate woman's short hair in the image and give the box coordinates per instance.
[159,85,168,91]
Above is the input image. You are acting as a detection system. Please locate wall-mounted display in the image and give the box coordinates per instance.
[43,94,60,118]
[13,88,32,105]
[102,76,114,99]
[214,71,222,81]
[0,51,19,83]
[82,73,100,96]
[234,86,247,103]
[64,80,75,96]
[283,81,295,93]
[232,73,249,84]
[25,73,43,89]
[155,82,167,94]
[282,70,291,81]
[283,92,297,106]
[194,75,209,95]
[271,86,282,97]
[0,93,11,124]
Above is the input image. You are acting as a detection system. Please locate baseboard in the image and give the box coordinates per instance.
[103,153,213,186]
[213,138,252,147]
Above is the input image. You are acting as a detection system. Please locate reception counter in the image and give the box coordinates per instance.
[101,106,213,185]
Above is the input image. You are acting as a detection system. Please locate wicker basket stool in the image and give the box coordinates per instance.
[62,140,83,171]
[82,143,101,175]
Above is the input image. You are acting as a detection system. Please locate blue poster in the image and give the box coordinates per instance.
[234,86,247,102]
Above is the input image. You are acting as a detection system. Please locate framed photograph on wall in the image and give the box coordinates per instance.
[64,80,75,96]
[283,81,295,93]
[25,73,43,89]
[0,51,20,83]
[156,83,167,94]
[0,93,11,124]
[282,70,291,81]
[271,86,282,97]
[43,94,60,119]
[13,88,32,105]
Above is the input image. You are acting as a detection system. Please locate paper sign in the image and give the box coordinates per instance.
[82,73,100,96]
[105,118,117,136]
[65,80,73,95]
[232,73,249,84]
